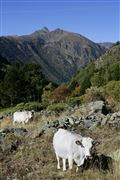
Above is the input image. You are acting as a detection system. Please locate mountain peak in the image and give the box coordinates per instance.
[53,28,64,33]
[42,27,49,32]
[32,27,49,36]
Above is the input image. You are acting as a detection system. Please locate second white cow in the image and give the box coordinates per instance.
[53,128,97,171]
[13,111,33,125]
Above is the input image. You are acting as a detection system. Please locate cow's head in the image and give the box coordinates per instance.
[28,111,34,118]
[76,137,100,159]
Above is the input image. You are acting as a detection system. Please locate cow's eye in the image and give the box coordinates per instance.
[75,140,84,147]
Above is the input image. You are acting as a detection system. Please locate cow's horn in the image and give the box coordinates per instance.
[92,140,100,146]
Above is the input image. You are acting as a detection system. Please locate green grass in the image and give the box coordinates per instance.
[47,102,66,112]
[0,102,45,116]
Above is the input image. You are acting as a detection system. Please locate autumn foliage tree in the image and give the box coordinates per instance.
[51,84,70,103]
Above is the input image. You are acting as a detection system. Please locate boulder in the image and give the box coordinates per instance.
[0,128,28,138]
[88,101,105,114]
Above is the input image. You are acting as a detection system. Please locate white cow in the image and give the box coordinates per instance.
[53,129,97,171]
[13,111,33,125]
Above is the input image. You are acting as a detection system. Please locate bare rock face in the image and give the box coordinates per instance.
[0,28,105,84]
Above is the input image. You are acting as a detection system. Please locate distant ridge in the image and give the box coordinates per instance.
[98,42,113,49]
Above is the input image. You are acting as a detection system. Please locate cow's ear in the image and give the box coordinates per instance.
[76,140,84,147]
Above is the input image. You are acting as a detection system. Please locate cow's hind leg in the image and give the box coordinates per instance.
[56,154,60,169]
[63,158,66,171]
[68,157,73,170]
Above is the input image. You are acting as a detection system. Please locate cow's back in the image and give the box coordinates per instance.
[13,111,28,122]
[53,129,82,158]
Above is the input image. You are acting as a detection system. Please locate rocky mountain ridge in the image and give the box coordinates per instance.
[0,27,105,84]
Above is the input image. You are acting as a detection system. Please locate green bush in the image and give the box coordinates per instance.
[66,96,83,106]
[14,102,25,111]
[23,102,45,111]
[47,102,66,112]
[83,86,105,103]
[102,81,120,101]
[0,101,47,115]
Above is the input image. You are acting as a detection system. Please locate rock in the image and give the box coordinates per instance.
[27,127,45,139]
[117,111,120,117]
[0,128,28,138]
[74,120,80,125]
[53,120,59,128]
[68,117,74,125]
[83,119,92,128]
[1,140,21,153]
[89,121,101,130]
[0,115,3,120]
[108,120,120,130]
[58,119,65,128]
[101,117,108,126]
[89,101,105,114]
[14,128,28,137]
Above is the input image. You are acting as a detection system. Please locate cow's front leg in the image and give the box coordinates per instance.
[63,158,66,171]
[76,158,85,172]
[56,154,60,169]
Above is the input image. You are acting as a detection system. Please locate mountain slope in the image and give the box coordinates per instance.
[95,43,120,68]
[68,43,120,93]
[0,28,105,84]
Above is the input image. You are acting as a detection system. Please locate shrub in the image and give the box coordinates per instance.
[102,81,120,101]
[66,96,83,106]
[50,84,70,103]
[83,86,105,103]
[47,102,66,112]
[24,102,45,111]
[14,102,25,111]
[41,83,55,105]
[71,86,80,97]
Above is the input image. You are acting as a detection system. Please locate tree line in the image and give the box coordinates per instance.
[0,55,48,108]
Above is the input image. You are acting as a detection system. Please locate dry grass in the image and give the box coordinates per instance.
[0,112,120,179]
[0,130,120,180]
[0,117,12,129]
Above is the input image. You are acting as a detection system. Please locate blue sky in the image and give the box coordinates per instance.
[0,0,119,42]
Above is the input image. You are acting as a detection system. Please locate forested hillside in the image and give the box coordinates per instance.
[68,43,120,94]
[0,43,120,111]
[0,55,49,108]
